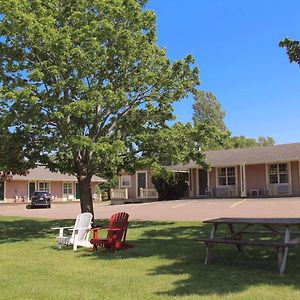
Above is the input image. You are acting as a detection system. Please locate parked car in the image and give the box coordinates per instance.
[31,191,51,208]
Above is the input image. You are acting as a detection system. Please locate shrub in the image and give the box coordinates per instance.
[151,168,188,200]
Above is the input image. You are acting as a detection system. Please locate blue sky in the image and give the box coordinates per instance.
[146,0,300,144]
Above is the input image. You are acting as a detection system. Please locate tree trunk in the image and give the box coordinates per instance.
[78,176,94,218]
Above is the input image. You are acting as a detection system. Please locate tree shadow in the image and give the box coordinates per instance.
[0,217,173,244]
[2,217,300,297]
[82,223,300,297]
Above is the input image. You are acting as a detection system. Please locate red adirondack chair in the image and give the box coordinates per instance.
[90,212,133,253]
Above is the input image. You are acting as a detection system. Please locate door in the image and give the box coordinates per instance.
[198,169,208,196]
[76,183,80,200]
[29,182,36,199]
[137,172,147,197]
[0,182,4,202]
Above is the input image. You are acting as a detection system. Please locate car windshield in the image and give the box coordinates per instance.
[33,191,48,196]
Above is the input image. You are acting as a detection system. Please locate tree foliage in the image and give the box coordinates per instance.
[279,38,300,66]
[151,168,188,200]
[228,135,275,149]
[0,0,200,214]
[193,91,227,131]
[192,90,230,151]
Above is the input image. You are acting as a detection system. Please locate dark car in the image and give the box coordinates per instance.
[31,191,51,208]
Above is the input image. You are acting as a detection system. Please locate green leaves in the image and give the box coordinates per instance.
[279,38,300,66]
[0,0,199,182]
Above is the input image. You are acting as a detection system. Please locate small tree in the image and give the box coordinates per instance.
[151,168,188,200]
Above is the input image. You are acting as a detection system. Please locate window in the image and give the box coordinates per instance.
[38,182,50,192]
[120,175,131,188]
[218,167,236,186]
[268,163,289,184]
[63,182,73,195]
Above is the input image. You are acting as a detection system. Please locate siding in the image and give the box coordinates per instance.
[245,164,266,195]
[291,161,300,196]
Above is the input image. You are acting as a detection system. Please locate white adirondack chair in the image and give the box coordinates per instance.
[52,212,93,251]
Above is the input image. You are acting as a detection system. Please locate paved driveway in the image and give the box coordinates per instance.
[1,197,300,221]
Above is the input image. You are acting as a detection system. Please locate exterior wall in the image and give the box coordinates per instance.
[2,180,100,203]
[245,164,267,196]
[191,168,197,197]
[50,181,63,201]
[6,180,28,202]
[236,165,241,196]
[291,161,300,196]
[209,168,216,191]
[119,170,155,199]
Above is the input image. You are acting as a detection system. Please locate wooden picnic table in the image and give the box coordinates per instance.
[196,217,300,274]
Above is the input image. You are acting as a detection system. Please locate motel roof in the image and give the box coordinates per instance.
[171,142,300,170]
[12,166,106,182]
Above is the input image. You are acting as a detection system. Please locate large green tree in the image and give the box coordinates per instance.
[279,38,300,66]
[0,99,36,180]
[192,90,230,150]
[0,0,199,215]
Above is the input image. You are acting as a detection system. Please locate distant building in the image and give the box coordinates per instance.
[0,166,105,203]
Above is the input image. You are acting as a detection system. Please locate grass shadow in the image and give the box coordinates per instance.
[2,217,300,297]
[82,222,300,297]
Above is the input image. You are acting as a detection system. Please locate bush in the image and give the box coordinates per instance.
[151,168,188,200]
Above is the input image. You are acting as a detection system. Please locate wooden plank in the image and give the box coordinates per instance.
[228,223,243,252]
[204,218,300,226]
[204,224,218,265]
[196,238,295,247]
[279,227,292,274]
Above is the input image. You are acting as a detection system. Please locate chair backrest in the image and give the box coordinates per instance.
[73,212,93,241]
[107,212,129,242]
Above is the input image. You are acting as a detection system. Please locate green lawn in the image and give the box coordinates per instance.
[1,216,300,300]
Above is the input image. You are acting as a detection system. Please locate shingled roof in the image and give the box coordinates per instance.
[12,166,105,182]
[171,142,300,170]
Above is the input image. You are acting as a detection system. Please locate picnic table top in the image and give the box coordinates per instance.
[203,217,300,226]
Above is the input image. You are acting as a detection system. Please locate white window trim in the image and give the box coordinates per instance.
[62,182,75,201]
[216,166,237,187]
[266,161,292,195]
[38,181,51,193]
[136,171,148,198]
[120,175,132,188]
[266,162,291,185]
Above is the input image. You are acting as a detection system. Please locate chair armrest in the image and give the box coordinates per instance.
[107,227,126,232]
[68,227,91,231]
[90,226,105,239]
[52,226,74,230]
[52,226,74,237]
[90,226,104,231]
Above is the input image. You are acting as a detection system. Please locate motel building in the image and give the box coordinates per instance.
[0,166,105,204]
[172,142,300,198]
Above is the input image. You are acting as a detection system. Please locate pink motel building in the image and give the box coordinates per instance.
[173,143,300,198]
[0,166,105,204]
[113,143,300,203]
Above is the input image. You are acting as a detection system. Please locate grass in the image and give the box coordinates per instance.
[1,217,300,300]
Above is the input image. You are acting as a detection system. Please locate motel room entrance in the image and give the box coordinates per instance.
[198,169,208,196]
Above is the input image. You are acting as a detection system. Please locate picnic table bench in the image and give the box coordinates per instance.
[196,218,300,274]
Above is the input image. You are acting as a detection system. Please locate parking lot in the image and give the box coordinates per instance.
[1,197,300,221]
